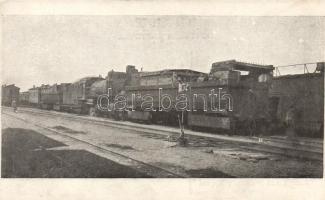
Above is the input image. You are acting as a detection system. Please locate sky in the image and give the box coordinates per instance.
[1,15,325,91]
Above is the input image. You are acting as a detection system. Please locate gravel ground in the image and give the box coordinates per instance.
[1,108,323,178]
[1,127,151,178]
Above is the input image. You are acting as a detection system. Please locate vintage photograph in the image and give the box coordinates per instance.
[1,15,324,178]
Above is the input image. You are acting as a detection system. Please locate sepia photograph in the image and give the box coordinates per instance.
[1,0,325,182]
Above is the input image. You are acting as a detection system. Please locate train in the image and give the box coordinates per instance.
[3,60,323,138]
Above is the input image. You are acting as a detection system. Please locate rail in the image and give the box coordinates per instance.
[2,106,323,161]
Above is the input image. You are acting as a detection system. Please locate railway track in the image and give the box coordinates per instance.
[2,110,185,178]
[2,106,323,161]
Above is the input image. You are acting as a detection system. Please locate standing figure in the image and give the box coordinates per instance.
[247,89,257,136]
[11,99,17,113]
[285,105,296,138]
[177,112,187,146]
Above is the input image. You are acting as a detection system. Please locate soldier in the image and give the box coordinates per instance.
[177,113,187,146]
[285,105,296,138]
[247,89,257,136]
[11,99,17,113]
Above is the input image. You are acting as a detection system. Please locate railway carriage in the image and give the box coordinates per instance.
[124,68,206,124]
[88,68,130,117]
[87,65,206,122]
[40,83,69,110]
[61,76,103,114]
[19,91,30,105]
[1,84,20,106]
[28,86,41,106]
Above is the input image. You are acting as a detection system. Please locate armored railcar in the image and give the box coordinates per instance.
[61,76,103,114]
[28,86,41,106]
[269,62,324,137]
[186,60,274,135]
[88,68,130,117]
[1,84,20,106]
[19,91,30,105]
[124,68,206,124]
[40,83,69,110]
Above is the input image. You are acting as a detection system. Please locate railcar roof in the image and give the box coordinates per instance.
[28,87,40,91]
[274,72,323,80]
[107,70,126,74]
[139,69,206,77]
[211,60,274,72]
[73,76,104,84]
[2,84,19,89]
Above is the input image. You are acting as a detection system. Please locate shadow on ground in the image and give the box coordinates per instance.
[152,162,235,178]
[51,125,87,134]
[185,168,235,178]
[1,128,150,178]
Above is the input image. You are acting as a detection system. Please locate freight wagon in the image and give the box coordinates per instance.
[1,84,20,106]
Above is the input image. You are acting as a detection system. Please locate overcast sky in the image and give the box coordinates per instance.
[2,16,324,91]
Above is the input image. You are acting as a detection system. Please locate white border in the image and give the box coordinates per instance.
[0,1,324,200]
